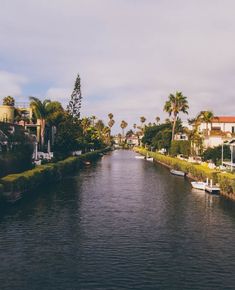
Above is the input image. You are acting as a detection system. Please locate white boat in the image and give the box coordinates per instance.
[191,178,208,191]
[191,181,207,190]
[146,157,154,162]
[170,169,186,177]
[135,155,145,159]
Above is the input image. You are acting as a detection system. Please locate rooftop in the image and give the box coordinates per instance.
[212,116,235,123]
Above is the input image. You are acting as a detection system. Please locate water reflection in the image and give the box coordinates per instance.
[0,150,235,290]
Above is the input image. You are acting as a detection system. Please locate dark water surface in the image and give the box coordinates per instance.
[0,150,235,290]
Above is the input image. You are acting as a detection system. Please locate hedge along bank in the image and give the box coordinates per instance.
[0,148,110,201]
[135,147,235,201]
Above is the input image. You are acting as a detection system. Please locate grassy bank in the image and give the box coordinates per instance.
[135,147,235,201]
[0,148,110,201]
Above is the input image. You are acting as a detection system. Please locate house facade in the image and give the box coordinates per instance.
[198,116,235,148]
[199,116,235,135]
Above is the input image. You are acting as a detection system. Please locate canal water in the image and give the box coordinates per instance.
[0,150,235,290]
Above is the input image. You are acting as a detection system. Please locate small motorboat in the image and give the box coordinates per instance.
[146,157,154,162]
[135,155,145,159]
[170,169,186,177]
[84,161,91,165]
[191,181,207,191]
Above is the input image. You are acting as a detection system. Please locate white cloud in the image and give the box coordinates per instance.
[0,0,235,132]
[0,70,27,99]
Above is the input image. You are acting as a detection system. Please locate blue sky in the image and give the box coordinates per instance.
[0,0,235,132]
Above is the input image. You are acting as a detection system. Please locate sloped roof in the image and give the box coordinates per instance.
[212,116,235,123]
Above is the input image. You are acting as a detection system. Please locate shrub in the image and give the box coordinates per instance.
[218,173,235,196]
[0,148,109,195]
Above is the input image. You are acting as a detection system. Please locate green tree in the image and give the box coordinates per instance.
[3,96,15,106]
[155,116,160,124]
[164,91,189,141]
[67,73,82,119]
[29,97,51,148]
[198,110,214,137]
[202,145,231,164]
[120,120,128,139]
[108,113,115,142]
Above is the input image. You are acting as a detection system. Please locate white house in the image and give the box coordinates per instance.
[199,116,235,135]
[198,116,235,148]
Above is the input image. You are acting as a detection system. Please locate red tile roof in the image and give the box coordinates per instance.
[212,116,235,123]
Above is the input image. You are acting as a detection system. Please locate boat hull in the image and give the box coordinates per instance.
[191,182,206,190]
[170,169,186,177]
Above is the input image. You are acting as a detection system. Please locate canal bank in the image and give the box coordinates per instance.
[0,149,235,290]
[0,148,110,202]
[134,147,235,201]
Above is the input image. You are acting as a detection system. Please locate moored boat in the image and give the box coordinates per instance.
[135,155,145,159]
[170,169,186,177]
[191,181,208,191]
[146,157,154,162]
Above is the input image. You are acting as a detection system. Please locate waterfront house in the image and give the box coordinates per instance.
[198,116,235,148]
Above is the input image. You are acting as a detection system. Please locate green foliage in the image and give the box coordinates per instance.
[67,73,82,119]
[3,96,15,106]
[54,117,83,158]
[135,148,218,183]
[170,140,191,157]
[202,145,231,164]
[142,123,173,151]
[135,147,235,198]
[217,173,235,197]
[164,91,189,140]
[0,149,109,195]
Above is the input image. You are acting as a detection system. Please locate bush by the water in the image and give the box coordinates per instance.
[0,149,108,195]
[170,140,191,157]
[202,145,231,164]
[135,147,235,198]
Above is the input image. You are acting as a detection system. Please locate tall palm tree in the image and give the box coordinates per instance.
[3,96,15,106]
[155,116,160,124]
[164,91,189,141]
[108,119,115,130]
[140,116,146,127]
[91,115,96,127]
[108,113,114,120]
[29,97,51,148]
[81,117,91,134]
[120,120,128,139]
[198,110,214,137]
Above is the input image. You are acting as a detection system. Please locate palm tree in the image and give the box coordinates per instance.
[29,97,51,148]
[140,116,146,127]
[120,120,128,139]
[108,113,114,120]
[155,116,160,124]
[81,117,91,134]
[91,115,96,127]
[3,96,15,106]
[164,91,189,141]
[198,110,214,137]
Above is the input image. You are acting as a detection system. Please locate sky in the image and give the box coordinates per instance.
[0,0,235,132]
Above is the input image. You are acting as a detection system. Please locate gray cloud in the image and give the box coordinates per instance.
[0,0,235,131]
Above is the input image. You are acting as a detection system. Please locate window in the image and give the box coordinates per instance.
[232,126,235,134]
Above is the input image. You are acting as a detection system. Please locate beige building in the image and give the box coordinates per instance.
[0,105,15,123]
